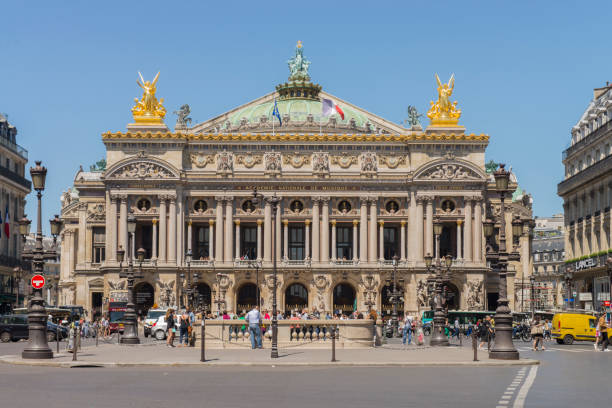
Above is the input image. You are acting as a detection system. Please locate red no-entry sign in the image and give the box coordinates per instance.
[31,275,45,289]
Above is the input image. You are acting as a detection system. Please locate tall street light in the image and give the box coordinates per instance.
[249,259,262,308]
[386,255,403,338]
[425,252,452,346]
[118,214,142,344]
[530,275,536,318]
[252,187,281,359]
[21,161,55,359]
[484,163,521,360]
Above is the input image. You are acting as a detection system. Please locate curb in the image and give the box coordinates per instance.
[0,356,539,368]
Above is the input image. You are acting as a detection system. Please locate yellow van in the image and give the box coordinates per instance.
[551,313,597,345]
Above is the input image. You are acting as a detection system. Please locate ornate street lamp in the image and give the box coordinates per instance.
[118,214,141,344]
[19,216,31,244]
[252,187,281,358]
[21,161,54,359]
[249,259,263,308]
[386,255,401,338]
[486,163,520,360]
[49,214,62,243]
[425,251,452,347]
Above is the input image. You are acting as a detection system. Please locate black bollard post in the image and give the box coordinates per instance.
[459,325,463,347]
[472,331,478,362]
[200,318,206,362]
[56,324,60,354]
[331,326,336,362]
[96,323,99,347]
[72,326,77,361]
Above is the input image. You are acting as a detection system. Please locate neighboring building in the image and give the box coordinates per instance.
[534,213,564,231]
[558,82,612,312]
[0,113,31,314]
[59,43,533,318]
[23,234,61,307]
[528,223,565,312]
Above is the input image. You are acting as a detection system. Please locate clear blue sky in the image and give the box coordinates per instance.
[1,1,609,233]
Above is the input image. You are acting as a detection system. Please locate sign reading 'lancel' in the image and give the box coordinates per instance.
[575,258,596,271]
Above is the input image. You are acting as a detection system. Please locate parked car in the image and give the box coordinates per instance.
[0,314,68,343]
[151,315,180,341]
[143,309,168,337]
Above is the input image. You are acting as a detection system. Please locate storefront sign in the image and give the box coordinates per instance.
[575,258,596,271]
[578,292,593,301]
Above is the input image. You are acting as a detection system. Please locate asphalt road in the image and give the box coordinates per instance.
[0,338,608,408]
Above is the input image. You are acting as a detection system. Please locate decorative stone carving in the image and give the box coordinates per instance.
[108,279,127,291]
[217,274,232,291]
[421,164,480,180]
[109,162,174,179]
[216,151,234,174]
[416,280,428,308]
[236,152,262,168]
[87,204,106,221]
[360,152,378,174]
[283,152,309,168]
[379,155,406,169]
[190,153,214,168]
[360,274,379,309]
[312,152,330,175]
[264,152,282,174]
[331,153,357,169]
[157,280,175,308]
[466,280,483,310]
[312,275,330,312]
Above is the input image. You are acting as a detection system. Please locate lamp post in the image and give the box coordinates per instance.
[386,255,401,338]
[530,276,536,318]
[118,214,141,344]
[425,252,452,347]
[484,163,520,360]
[252,187,281,359]
[21,161,55,359]
[249,259,262,308]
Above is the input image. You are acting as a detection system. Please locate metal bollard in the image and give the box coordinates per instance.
[472,331,478,361]
[72,327,78,361]
[459,326,463,347]
[56,325,60,354]
[200,318,206,362]
[331,326,336,362]
[96,324,99,347]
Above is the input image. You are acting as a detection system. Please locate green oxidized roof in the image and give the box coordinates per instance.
[226,98,370,129]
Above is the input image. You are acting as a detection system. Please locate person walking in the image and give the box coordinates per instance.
[166,309,176,347]
[531,316,545,351]
[178,309,190,347]
[246,305,262,349]
[598,314,609,351]
[453,318,460,340]
[402,314,413,346]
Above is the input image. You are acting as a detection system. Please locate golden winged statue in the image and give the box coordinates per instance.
[426,73,462,126]
[131,72,167,124]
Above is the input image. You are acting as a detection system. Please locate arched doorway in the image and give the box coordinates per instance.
[285,283,308,313]
[333,283,356,315]
[443,282,460,311]
[236,283,257,313]
[134,282,155,317]
[380,285,404,318]
[195,283,211,311]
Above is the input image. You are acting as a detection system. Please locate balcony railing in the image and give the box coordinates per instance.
[331,259,359,266]
[0,165,31,190]
[191,259,215,267]
[0,136,28,159]
[281,258,312,267]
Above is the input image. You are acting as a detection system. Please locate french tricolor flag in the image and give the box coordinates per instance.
[321,98,345,120]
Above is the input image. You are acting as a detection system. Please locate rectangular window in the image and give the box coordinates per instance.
[336,226,352,260]
[241,226,257,260]
[93,227,106,263]
[383,226,399,260]
[195,226,210,260]
[288,226,304,260]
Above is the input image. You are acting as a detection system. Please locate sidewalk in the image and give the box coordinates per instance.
[0,342,538,368]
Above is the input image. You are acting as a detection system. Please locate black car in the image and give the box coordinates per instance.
[0,314,68,342]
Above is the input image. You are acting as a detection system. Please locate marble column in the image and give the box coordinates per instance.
[283,219,289,260]
[152,219,158,260]
[263,201,272,262]
[359,198,368,262]
[320,198,330,263]
[235,220,241,260]
[224,198,233,263]
[168,196,177,263]
[425,199,433,258]
[311,199,320,262]
[352,220,359,261]
[208,219,215,260]
[400,220,406,261]
[215,197,224,262]
[119,195,128,254]
[463,198,472,263]
[456,219,462,260]
[109,195,117,262]
[276,204,281,261]
[331,220,337,261]
[378,220,385,261]
[159,196,167,262]
[187,220,193,253]
[256,219,263,260]
[473,198,482,263]
[368,198,377,263]
[415,197,425,260]
[304,219,311,260]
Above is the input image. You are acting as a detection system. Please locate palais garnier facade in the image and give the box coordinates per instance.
[58,43,533,318]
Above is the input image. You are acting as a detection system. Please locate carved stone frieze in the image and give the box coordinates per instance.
[109,162,174,179]
[236,152,262,168]
[416,280,428,308]
[379,154,406,169]
[312,152,330,175]
[360,152,378,174]
[331,153,358,169]
[87,203,106,221]
[216,151,234,174]
[283,152,309,168]
[466,280,483,310]
[190,153,214,169]
[264,152,282,174]
[421,164,480,181]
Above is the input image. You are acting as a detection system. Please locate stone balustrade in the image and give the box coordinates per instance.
[195,319,374,349]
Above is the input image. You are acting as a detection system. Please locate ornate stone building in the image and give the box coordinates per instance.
[558,81,612,311]
[59,44,533,317]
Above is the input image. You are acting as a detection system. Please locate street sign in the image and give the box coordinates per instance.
[604,301,611,307]
[31,275,45,289]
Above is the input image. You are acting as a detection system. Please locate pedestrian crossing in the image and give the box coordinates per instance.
[515,346,593,353]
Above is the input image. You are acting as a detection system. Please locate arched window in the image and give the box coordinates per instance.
[333,283,356,314]
[285,283,308,312]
